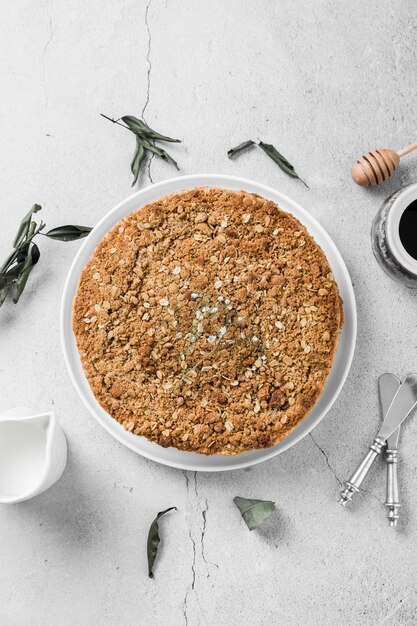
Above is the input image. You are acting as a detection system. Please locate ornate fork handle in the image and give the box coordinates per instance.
[338,437,386,506]
[385,449,400,527]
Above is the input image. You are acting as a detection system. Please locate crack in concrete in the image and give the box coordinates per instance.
[141,0,152,121]
[193,473,219,576]
[147,155,155,184]
[200,496,219,575]
[309,433,342,487]
[183,524,196,626]
[182,470,197,626]
[200,497,219,577]
[182,471,216,623]
[141,0,155,184]
[201,500,209,574]
[42,0,54,122]
[309,433,385,506]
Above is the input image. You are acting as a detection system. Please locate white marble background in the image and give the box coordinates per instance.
[1,1,417,624]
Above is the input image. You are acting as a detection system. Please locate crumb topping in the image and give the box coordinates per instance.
[72,187,343,455]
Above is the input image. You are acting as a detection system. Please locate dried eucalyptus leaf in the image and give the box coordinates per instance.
[1,206,91,312]
[140,138,165,157]
[258,142,308,187]
[13,266,35,303]
[13,204,42,249]
[0,282,8,308]
[122,115,180,143]
[45,225,92,242]
[159,149,179,170]
[27,220,37,240]
[16,243,30,262]
[29,242,40,264]
[141,139,179,170]
[1,234,37,276]
[140,139,168,158]
[12,243,40,304]
[0,249,18,274]
[147,507,177,578]
[233,496,275,531]
[5,244,35,285]
[102,113,181,182]
[131,137,146,186]
[5,261,25,285]
[227,140,255,158]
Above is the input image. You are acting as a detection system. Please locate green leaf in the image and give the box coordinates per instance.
[12,243,40,304]
[0,274,7,307]
[4,261,26,285]
[16,243,30,263]
[121,116,180,143]
[0,284,8,307]
[147,507,177,578]
[233,496,275,531]
[26,220,37,239]
[227,140,255,158]
[0,249,18,274]
[158,148,179,170]
[140,139,165,157]
[3,244,34,285]
[141,139,179,170]
[0,232,39,275]
[45,225,92,242]
[12,204,42,249]
[131,136,146,187]
[258,142,308,188]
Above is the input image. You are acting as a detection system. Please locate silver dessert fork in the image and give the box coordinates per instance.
[339,373,417,507]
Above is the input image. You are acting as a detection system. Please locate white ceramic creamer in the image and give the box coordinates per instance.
[0,407,67,503]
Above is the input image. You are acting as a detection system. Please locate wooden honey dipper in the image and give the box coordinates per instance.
[352,141,417,186]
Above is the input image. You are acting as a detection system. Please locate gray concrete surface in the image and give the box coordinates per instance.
[1,1,417,624]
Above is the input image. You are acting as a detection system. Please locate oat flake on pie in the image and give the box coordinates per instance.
[72,187,343,455]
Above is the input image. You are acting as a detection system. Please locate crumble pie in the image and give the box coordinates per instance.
[72,188,343,455]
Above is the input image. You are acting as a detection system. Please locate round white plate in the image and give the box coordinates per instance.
[61,174,356,472]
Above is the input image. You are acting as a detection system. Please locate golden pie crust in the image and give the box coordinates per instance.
[72,188,343,455]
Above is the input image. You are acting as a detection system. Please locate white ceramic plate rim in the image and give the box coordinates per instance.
[60,174,356,472]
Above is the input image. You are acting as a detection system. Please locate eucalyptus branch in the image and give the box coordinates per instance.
[0,205,92,309]
[101,113,182,186]
[99,114,130,131]
[228,139,308,187]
